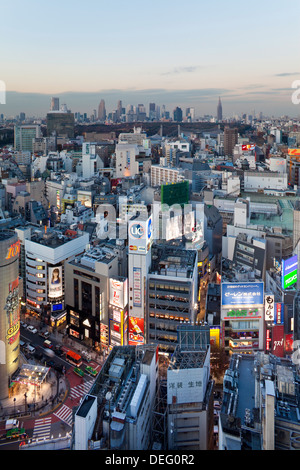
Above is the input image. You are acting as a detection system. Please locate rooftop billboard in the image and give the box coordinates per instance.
[281,255,298,289]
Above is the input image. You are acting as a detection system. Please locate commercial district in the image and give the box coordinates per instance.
[1,99,300,452]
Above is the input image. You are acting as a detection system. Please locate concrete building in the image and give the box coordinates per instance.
[14,125,42,152]
[73,344,158,450]
[167,325,214,450]
[224,127,238,156]
[24,226,89,325]
[65,241,127,352]
[0,231,20,399]
[147,244,198,353]
[219,352,300,450]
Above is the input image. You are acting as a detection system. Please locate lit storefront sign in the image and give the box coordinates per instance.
[224,307,260,318]
[5,240,21,260]
[281,255,298,290]
[221,282,264,308]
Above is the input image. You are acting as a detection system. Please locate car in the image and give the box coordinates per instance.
[85,365,97,377]
[43,340,53,349]
[73,367,84,378]
[27,325,37,334]
[55,348,64,357]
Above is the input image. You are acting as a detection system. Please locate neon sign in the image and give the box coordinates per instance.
[5,240,20,260]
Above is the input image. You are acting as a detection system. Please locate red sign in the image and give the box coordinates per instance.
[128,317,144,345]
[272,325,284,357]
[242,144,255,151]
[6,240,20,260]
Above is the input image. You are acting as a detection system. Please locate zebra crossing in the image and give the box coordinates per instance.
[54,404,73,427]
[69,380,94,400]
[32,417,52,441]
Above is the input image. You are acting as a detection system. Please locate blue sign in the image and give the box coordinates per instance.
[221,282,264,307]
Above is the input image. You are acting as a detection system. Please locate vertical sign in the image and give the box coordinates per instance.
[264,294,274,322]
[133,267,142,307]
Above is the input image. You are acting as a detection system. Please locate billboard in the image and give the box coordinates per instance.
[128,317,144,345]
[272,325,284,357]
[221,282,264,308]
[109,278,128,309]
[275,303,284,325]
[161,181,189,208]
[165,214,183,241]
[48,266,63,299]
[281,255,298,289]
[288,148,300,156]
[264,294,274,322]
[128,215,153,254]
[242,144,255,151]
[132,267,142,307]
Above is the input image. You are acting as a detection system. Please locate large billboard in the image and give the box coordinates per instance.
[281,255,298,289]
[161,181,189,208]
[109,278,128,309]
[128,215,153,254]
[288,148,300,156]
[48,266,63,299]
[221,282,264,308]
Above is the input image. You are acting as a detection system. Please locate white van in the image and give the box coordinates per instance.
[26,345,36,354]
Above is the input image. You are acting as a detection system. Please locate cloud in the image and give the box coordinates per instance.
[274,72,300,77]
[161,66,204,76]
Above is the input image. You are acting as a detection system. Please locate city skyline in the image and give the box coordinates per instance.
[0,0,299,117]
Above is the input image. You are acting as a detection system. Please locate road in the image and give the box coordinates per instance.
[0,325,102,450]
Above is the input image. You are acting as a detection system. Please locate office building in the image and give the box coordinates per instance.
[98,99,106,121]
[147,244,198,353]
[217,97,222,121]
[46,111,75,138]
[224,127,238,156]
[65,241,127,352]
[24,226,89,325]
[14,125,42,152]
[173,107,183,122]
[0,231,20,399]
[50,97,60,111]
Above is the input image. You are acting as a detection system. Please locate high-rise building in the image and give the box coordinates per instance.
[117,100,122,120]
[14,125,42,152]
[173,107,183,122]
[46,111,75,138]
[217,97,222,121]
[224,126,238,156]
[50,97,60,111]
[98,99,106,121]
[0,231,20,399]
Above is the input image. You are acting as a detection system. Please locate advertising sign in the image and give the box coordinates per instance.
[109,278,128,309]
[275,303,284,325]
[281,255,298,289]
[48,266,63,299]
[133,267,142,307]
[242,144,255,151]
[288,148,300,156]
[128,215,153,253]
[221,282,264,308]
[128,317,144,345]
[272,325,284,357]
[264,294,274,322]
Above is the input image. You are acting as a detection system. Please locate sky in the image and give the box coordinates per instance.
[0,0,300,118]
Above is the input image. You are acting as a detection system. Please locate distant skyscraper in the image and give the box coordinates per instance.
[50,97,60,111]
[217,97,222,121]
[117,100,122,120]
[173,107,183,122]
[98,99,106,121]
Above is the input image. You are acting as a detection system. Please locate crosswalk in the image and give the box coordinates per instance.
[32,417,52,441]
[69,380,94,400]
[54,404,73,427]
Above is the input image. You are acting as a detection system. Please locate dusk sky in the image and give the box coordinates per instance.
[1,0,300,117]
